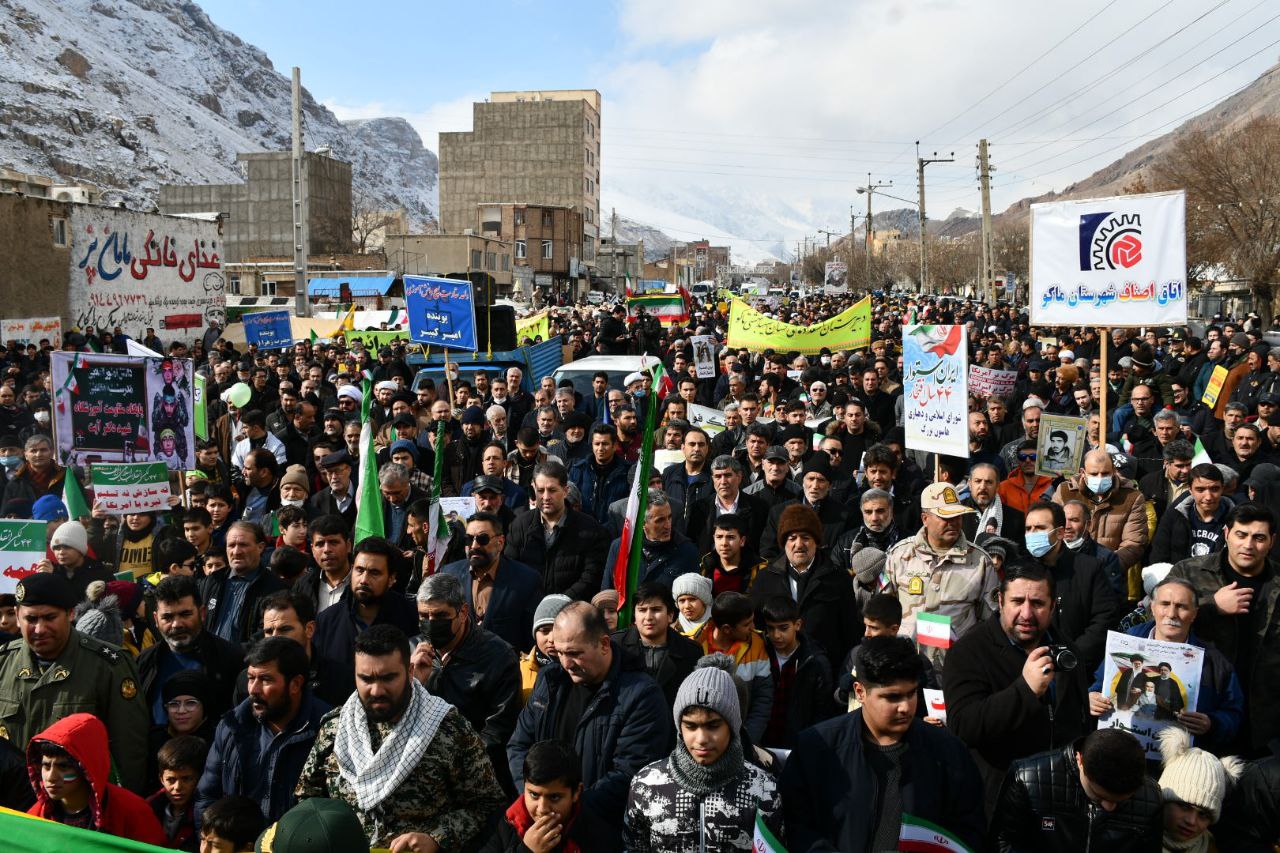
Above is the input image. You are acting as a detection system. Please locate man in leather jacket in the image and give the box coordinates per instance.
[990,728,1162,853]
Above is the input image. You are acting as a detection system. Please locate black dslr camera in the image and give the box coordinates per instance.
[1046,645,1077,672]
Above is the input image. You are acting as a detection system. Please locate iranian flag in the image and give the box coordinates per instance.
[612,366,660,627]
[642,355,674,399]
[627,292,689,326]
[752,809,786,852]
[898,814,973,852]
[916,612,953,649]
[1191,436,1211,467]
[425,420,452,576]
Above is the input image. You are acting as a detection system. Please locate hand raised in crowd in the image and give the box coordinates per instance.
[1021,646,1055,697]
[409,641,435,684]
[1214,581,1253,615]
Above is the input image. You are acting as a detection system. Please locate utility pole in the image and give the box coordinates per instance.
[610,207,619,295]
[849,205,857,289]
[916,143,954,294]
[857,175,892,293]
[290,67,310,317]
[978,139,996,305]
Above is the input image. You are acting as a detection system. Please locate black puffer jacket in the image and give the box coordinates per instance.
[504,508,610,601]
[1216,754,1280,852]
[991,742,1163,853]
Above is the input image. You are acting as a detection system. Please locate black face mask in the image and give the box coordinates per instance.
[423,617,455,648]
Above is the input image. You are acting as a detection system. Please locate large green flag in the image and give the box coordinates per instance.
[62,470,90,520]
[353,374,385,544]
[0,806,171,852]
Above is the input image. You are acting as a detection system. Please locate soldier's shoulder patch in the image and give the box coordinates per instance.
[79,635,121,663]
[120,678,137,700]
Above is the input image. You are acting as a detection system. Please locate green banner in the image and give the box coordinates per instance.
[0,806,172,852]
[90,462,171,515]
[193,373,207,440]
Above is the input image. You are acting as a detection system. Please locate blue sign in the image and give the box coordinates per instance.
[404,275,478,351]
[243,309,294,349]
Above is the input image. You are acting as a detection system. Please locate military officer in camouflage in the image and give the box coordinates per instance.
[0,573,148,792]
[295,624,503,851]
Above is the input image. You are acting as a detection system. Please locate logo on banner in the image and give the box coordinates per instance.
[1079,212,1143,271]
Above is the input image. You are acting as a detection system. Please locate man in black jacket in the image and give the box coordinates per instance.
[598,305,630,355]
[990,729,1162,853]
[139,575,245,723]
[202,521,287,645]
[610,582,702,708]
[307,448,357,529]
[503,461,609,601]
[684,455,769,555]
[757,454,849,561]
[748,503,861,668]
[1024,501,1120,674]
[945,561,1088,815]
[782,636,986,852]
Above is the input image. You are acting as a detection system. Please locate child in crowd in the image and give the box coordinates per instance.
[759,595,837,749]
[483,740,619,852]
[836,594,940,720]
[199,795,265,853]
[696,591,774,742]
[148,735,207,852]
[520,594,572,703]
[0,592,16,641]
[592,588,619,630]
[26,713,167,845]
[672,572,713,636]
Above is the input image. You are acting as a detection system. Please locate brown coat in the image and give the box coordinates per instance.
[1051,478,1149,570]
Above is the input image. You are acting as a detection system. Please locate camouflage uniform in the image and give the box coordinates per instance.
[884,530,999,672]
[295,704,503,849]
[0,629,149,791]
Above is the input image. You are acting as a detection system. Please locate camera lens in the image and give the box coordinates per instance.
[1051,646,1077,672]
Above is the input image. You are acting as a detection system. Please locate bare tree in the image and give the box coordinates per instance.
[351,191,399,254]
[1154,116,1280,324]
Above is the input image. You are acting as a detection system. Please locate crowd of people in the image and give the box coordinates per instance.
[0,291,1279,852]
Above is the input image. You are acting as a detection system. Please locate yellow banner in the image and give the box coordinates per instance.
[1201,364,1229,407]
[726,296,870,354]
[515,310,550,342]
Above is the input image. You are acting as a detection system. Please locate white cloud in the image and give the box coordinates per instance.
[323,93,481,152]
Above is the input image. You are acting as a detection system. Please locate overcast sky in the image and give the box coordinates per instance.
[201,0,1280,234]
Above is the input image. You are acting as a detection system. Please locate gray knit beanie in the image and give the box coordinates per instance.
[532,594,573,637]
[73,583,123,646]
[848,546,887,583]
[672,573,713,608]
[674,666,742,737]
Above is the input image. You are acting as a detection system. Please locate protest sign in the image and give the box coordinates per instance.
[51,352,195,471]
[1,316,62,346]
[1097,629,1204,759]
[1030,190,1187,328]
[1036,414,1088,479]
[438,496,477,522]
[687,403,726,435]
[243,309,294,349]
[404,275,478,351]
[0,521,45,594]
[515,311,550,342]
[902,325,968,458]
[691,335,717,378]
[653,449,685,473]
[823,260,847,288]
[91,462,172,514]
[193,373,207,440]
[1201,365,1229,407]
[344,329,412,350]
[968,366,1017,398]
[726,296,870,355]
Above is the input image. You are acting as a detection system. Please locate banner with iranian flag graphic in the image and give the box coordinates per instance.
[0,521,45,594]
[898,813,973,852]
[627,291,689,326]
[751,809,786,852]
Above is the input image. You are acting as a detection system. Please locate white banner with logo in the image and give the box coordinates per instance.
[1030,190,1186,328]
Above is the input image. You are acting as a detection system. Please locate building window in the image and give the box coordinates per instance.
[585,208,593,224]
[485,251,496,271]
[50,217,68,247]
[501,255,510,271]
[515,240,526,259]
[541,240,553,260]
[228,275,241,295]
[261,279,277,296]
[514,208,525,226]
[542,210,553,228]
[471,249,482,269]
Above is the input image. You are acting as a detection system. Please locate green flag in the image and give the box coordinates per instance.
[0,805,173,851]
[353,374,385,544]
[63,470,91,520]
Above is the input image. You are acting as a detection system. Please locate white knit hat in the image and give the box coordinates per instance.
[672,573,713,608]
[50,520,89,555]
[1157,726,1245,821]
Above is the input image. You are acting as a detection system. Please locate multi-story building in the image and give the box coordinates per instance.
[159,150,353,263]
[438,90,601,273]
[596,236,644,295]
[475,203,581,298]
[382,232,514,297]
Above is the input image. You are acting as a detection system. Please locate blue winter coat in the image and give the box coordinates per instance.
[195,691,331,827]
[568,456,631,527]
[506,640,672,821]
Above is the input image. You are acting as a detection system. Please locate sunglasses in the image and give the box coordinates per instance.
[463,533,495,546]
[1017,452,1037,461]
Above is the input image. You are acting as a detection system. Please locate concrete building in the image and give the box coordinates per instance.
[672,240,730,281]
[438,90,601,270]
[0,193,73,320]
[475,203,581,298]
[597,236,644,295]
[159,150,353,263]
[383,233,514,297]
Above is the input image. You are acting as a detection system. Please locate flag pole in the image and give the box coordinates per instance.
[1099,328,1109,450]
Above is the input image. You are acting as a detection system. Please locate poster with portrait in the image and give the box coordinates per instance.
[691,335,717,378]
[1098,630,1204,759]
[902,324,968,458]
[1035,414,1087,479]
[50,351,194,471]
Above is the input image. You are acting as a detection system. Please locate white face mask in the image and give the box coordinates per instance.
[1064,535,1086,550]
[281,499,305,508]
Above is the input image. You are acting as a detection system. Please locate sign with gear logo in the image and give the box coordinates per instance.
[1030,190,1186,328]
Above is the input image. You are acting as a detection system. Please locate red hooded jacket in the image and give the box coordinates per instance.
[26,712,167,846]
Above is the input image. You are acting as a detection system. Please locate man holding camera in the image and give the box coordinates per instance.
[944,561,1088,815]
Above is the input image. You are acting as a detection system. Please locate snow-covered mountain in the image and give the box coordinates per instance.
[0,0,437,227]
